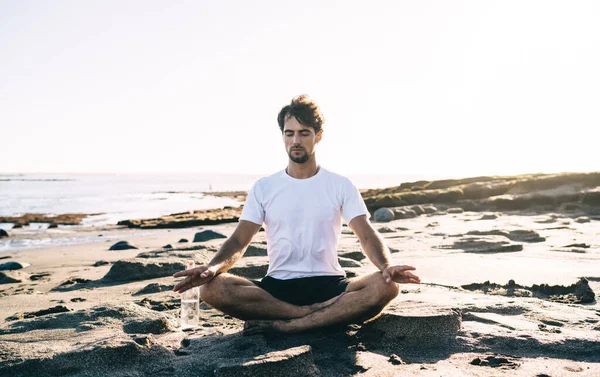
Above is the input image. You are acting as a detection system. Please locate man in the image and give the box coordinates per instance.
[173,95,420,335]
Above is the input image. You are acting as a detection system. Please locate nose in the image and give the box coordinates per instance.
[292,133,301,145]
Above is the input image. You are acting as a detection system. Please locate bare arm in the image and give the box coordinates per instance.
[207,220,262,274]
[348,215,391,271]
[173,220,261,293]
[348,215,420,285]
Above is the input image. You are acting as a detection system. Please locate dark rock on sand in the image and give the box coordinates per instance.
[374,207,394,222]
[243,244,268,257]
[134,283,175,296]
[393,207,418,219]
[338,257,362,268]
[135,297,179,311]
[338,251,366,261]
[377,226,395,233]
[108,241,138,251]
[480,213,498,220]
[0,261,31,271]
[229,263,269,279]
[470,355,520,369]
[462,278,595,304]
[118,207,242,229]
[466,229,545,243]
[163,244,173,249]
[6,305,71,321]
[103,259,187,282]
[0,271,22,284]
[29,273,51,281]
[93,260,110,267]
[179,238,189,243]
[193,230,227,243]
[444,236,523,253]
[0,229,8,238]
[447,207,464,214]
[215,345,319,377]
[575,216,591,223]
[122,317,176,334]
[48,223,58,229]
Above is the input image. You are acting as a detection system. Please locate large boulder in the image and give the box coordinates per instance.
[103,258,186,282]
[0,261,30,271]
[373,208,394,222]
[0,229,8,238]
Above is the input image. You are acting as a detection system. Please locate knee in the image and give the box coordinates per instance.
[200,274,228,304]
[372,274,399,305]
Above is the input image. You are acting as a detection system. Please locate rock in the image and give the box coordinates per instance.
[10,305,71,320]
[0,261,30,271]
[410,205,425,215]
[108,241,138,251]
[359,304,461,347]
[193,230,227,243]
[470,355,519,369]
[466,229,545,243]
[13,224,23,229]
[229,263,269,279]
[0,271,23,284]
[0,229,8,238]
[388,354,405,365]
[163,244,173,249]
[134,283,175,295]
[338,257,361,268]
[374,208,394,222]
[103,258,186,282]
[377,226,395,233]
[422,205,437,214]
[122,317,176,334]
[480,213,498,220]
[29,273,51,281]
[575,216,591,223]
[244,244,268,257]
[215,345,319,377]
[92,260,110,267]
[338,251,366,261]
[48,223,58,229]
[447,207,464,214]
[445,236,523,253]
[393,208,418,219]
[179,238,189,243]
[118,207,242,229]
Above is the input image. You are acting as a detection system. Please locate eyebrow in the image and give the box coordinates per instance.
[284,129,312,133]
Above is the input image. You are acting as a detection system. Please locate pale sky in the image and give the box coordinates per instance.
[1,1,599,178]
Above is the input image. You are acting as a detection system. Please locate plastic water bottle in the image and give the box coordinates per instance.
[180,260,200,330]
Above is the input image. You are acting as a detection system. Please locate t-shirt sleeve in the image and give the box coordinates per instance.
[342,179,371,224]
[239,180,265,225]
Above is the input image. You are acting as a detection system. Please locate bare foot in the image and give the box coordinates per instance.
[243,320,287,336]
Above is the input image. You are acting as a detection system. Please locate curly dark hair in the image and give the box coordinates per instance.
[277,94,325,133]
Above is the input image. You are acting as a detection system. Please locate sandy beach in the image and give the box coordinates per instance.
[1,172,599,376]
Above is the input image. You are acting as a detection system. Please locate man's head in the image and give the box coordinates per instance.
[278,95,324,164]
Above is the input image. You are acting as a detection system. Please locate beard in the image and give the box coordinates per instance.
[288,148,310,163]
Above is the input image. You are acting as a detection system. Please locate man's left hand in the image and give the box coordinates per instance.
[382,265,421,284]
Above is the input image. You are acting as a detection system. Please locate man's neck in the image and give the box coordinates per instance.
[286,160,320,179]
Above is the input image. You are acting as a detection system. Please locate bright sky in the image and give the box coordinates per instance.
[1,1,599,178]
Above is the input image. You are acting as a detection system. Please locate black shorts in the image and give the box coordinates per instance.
[253,275,351,306]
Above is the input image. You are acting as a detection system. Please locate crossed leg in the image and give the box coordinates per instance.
[200,271,399,334]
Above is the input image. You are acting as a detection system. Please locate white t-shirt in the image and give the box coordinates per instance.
[239,167,370,279]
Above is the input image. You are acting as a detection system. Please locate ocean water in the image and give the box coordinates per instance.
[0,172,417,251]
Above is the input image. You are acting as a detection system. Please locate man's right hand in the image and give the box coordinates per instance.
[173,265,217,294]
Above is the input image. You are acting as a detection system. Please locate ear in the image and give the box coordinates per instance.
[316,130,323,143]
